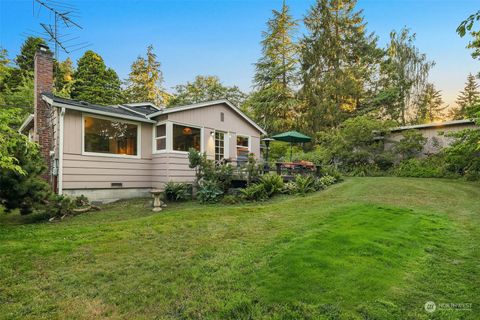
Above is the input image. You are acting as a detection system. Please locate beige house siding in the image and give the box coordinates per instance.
[386,122,477,156]
[59,102,264,198]
[162,103,262,161]
[152,153,195,189]
[62,110,155,190]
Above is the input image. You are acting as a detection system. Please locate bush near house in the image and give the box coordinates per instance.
[286,115,480,180]
[187,149,341,204]
[164,182,191,202]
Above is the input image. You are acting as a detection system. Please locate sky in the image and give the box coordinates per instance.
[1,0,479,107]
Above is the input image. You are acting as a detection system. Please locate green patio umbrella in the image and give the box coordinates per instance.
[272,130,311,162]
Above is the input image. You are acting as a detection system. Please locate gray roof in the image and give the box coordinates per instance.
[38,94,266,134]
[391,119,476,132]
[121,104,159,115]
[42,93,155,123]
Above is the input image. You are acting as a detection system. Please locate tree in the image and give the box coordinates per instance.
[315,116,391,173]
[246,1,299,133]
[444,11,480,180]
[0,48,13,106]
[168,75,247,107]
[457,10,480,62]
[54,58,74,98]
[15,37,48,74]
[1,74,34,112]
[300,0,382,133]
[394,129,427,160]
[415,83,446,123]
[0,108,29,174]
[450,73,479,119]
[378,28,434,125]
[71,50,122,105]
[125,45,169,106]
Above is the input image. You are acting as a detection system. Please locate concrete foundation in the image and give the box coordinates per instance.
[63,188,151,203]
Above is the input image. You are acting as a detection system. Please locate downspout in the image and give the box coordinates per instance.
[58,107,65,195]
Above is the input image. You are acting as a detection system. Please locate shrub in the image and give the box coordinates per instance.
[74,195,89,207]
[393,156,450,178]
[293,175,316,195]
[394,129,427,160]
[347,163,383,177]
[282,181,298,195]
[259,173,284,197]
[0,130,50,215]
[240,183,268,201]
[374,152,395,171]
[240,153,261,185]
[313,178,326,191]
[43,194,75,219]
[443,125,480,180]
[188,148,233,192]
[196,180,223,204]
[164,182,191,202]
[320,165,342,181]
[318,175,336,187]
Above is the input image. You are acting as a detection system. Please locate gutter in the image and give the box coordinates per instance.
[58,107,65,195]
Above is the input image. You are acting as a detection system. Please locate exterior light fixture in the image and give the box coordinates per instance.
[183,127,192,135]
[262,137,275,173]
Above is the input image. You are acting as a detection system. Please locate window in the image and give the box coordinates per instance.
[236,135,249,160]
[173,124,201,152]
[155,124,166,151]
[215,132,225,161]
[220,112,224,122]
[84,116,138,156]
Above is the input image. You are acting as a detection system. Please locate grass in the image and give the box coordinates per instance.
[0,177,479,319]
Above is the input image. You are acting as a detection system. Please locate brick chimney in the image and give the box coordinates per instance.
[34,44,54,182]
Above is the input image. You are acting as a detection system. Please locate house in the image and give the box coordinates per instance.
[20,45,266,201]
[386,119,477,156]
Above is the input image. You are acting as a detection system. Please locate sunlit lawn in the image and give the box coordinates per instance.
[1,177,479,319]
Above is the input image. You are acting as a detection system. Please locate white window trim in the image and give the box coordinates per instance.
[214,130,228,161]
[153,120,204,154]
[81,113,142,159]
[236,134,251,159]
[152,121,167,153]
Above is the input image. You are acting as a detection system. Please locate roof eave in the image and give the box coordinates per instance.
[18,114,34,133]
[147,99,267,135]
[391,119,476,132]
[42,95,156,124]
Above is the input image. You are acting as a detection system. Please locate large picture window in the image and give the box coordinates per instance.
[84,116,138,156]
[236,135,249,160]
[173,124,201,152]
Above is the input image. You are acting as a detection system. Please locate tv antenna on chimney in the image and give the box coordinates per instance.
[29,0,90,60]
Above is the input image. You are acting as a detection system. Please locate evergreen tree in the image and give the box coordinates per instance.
[378,28,434,124]
[300,0,382,133]
[54,58,74,98]
[15,37,47,74]
[415,83,446,123]
[125,45,169,106]
[0,48,12,106]
[71,51,122,105]
[450,73,479,119]
[246,1,299,133]
[168,75,247,107]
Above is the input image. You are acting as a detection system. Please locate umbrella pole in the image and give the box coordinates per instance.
[290,142,293,162]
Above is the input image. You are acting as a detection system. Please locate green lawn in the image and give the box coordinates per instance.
[1,177,479,319]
